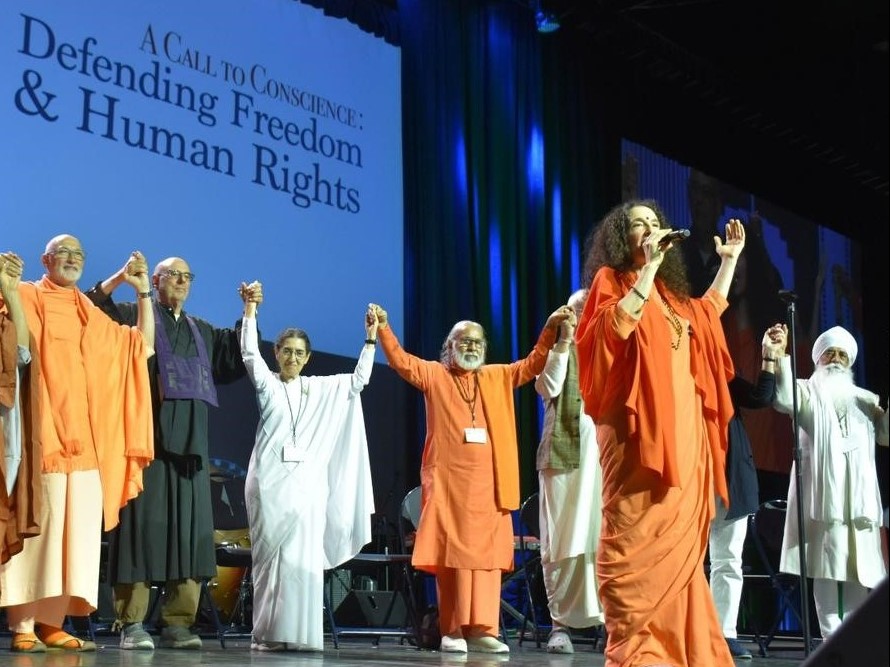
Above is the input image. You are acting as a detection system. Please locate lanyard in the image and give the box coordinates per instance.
[452,372,479,426]
[282,376,305,444]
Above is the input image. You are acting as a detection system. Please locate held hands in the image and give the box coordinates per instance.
[545,304,575,332]
[0,252,25,296]
[762,322,788,358]
[714,218,746,260]
[239,281,263,305]
[365,305,380,338]
[560,304,578,342]
[122,251,151,293]
[368,303,388,328]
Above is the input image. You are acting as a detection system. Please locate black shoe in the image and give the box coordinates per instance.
[726,637,752,659]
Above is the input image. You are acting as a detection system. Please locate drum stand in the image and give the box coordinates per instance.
[213,543,254,636]
[228,566,253,633]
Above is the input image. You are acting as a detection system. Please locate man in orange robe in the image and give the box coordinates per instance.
[576,201,743,667]
[372,303,572,654]
[0,235,155,653]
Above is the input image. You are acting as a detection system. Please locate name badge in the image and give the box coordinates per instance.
[464,427,487,444]
[283,445,305,462]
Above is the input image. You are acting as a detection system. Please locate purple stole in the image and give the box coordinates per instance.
[153,303,219,407]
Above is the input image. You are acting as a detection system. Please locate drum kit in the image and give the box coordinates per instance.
[207,459,253,628]
[208,528,252,625]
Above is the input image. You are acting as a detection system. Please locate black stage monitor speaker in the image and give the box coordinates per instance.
[801,577,889,667]
[334,590,408,628]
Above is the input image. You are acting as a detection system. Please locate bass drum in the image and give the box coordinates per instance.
[209,528,251,623]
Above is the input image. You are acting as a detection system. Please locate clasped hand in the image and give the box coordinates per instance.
[239,281,263,304]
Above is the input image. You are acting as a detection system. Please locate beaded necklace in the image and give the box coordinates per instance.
[659,292,684,350]
[452,372,480,426]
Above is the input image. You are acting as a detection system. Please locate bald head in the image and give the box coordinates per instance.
[44,233,80,255]
[154,257,187,276]
[152,256,193,312]
[41,234,85,288]
[567,288,588,315]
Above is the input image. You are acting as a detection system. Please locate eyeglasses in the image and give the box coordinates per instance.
[279,348,308,359]
[50,246,86,261]
[456,337,486,350]
[161,269,196,282]
[820,348,849,364]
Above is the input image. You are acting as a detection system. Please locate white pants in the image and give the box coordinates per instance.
[812,577,871,638]
[708,499,749,638]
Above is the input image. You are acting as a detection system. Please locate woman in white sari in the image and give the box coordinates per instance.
[238,284,377,651]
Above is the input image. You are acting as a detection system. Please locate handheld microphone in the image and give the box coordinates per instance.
[658,228,691,247]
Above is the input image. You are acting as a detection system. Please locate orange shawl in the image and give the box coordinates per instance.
[20,277,153,530]
[576,267,734,503]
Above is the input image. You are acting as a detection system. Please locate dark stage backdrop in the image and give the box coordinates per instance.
[622,140,866,477]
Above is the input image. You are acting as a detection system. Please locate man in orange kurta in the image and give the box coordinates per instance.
[576,201,743,667]
[373,303,571,654]
[0,235,155,653]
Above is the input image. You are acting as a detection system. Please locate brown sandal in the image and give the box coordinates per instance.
[36,627,97,652]
[11,632,47,653]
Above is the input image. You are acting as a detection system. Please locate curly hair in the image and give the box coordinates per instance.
[581,199,692,300]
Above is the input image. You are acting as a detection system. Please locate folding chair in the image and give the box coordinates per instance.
[515,492,549,647]
[748,499,803,657]
[325,486,421,648]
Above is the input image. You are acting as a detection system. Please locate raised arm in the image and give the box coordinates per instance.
[0,252,28,350]
[84,251,155,355]
[706,218,745,299]
[535,306,575,398]
[237,281,270,387]
[129,253,155,356]
[370,302,435,390]
[349,305,380,395]
[0,252,31,350]
[768,322,802,415]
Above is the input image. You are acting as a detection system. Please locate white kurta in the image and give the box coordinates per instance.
[773,357,886,587]
[2,344,30,496]
[241,317,375,650]
[534,347,605,627]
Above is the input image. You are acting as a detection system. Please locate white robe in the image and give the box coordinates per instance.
[773,357,885,587]
[241,317,375,650]
[534,348,605,627]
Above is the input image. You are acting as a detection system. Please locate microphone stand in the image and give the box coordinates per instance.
[778,289,813,656]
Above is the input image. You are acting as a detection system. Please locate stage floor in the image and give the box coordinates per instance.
[0,634,811,666]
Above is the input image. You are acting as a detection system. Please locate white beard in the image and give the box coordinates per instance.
[810,363,856,416]
[453,349,484,371]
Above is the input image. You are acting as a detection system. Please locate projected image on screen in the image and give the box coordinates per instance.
[622,140,864,474]
[1,0,403,358]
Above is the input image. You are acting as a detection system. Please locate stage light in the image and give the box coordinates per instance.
[534,0,560,33]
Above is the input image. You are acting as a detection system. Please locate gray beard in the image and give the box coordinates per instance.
[810,364,856,416]
[453,350,484,371]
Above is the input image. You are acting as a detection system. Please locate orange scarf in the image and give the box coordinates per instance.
[20,277,154,529]
[577,268,734,501]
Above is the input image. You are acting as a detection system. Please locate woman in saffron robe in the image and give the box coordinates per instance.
[575,200,744,667]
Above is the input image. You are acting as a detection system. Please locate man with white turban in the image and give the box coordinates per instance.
[771,324,888,639]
